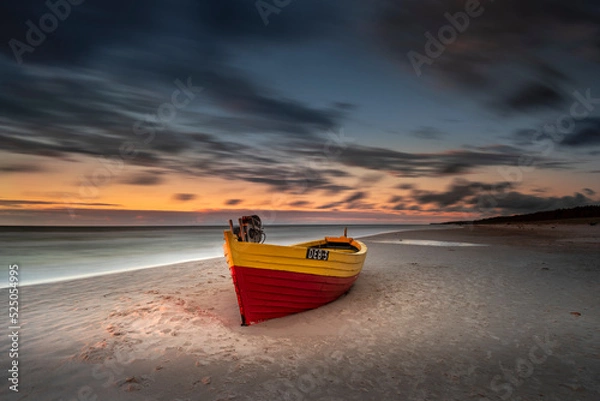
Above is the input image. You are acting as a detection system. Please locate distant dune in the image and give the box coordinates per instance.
[439,205,600,225]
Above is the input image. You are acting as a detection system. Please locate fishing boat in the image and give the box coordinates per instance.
[223,215,368,325]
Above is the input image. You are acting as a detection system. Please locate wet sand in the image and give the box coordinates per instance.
[2,224,599,400]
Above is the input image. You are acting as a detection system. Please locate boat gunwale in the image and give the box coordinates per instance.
[224,229,367,258]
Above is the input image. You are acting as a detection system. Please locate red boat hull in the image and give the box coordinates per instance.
[230,265,359,325]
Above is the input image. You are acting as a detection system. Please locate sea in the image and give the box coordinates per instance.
[0,224,424,288]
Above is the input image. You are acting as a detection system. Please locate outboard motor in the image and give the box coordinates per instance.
[233,215,266,243]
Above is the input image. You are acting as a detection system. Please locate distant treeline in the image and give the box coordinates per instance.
[439,205,600,225]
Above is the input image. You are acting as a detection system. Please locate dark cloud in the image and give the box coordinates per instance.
[513,118,600,148]
[374,0,599,112]
[560,118,600,147]
[316,201,342,210]
[319,184,355,194]
[500,82,564,113]
[225,199,242,206]
[198,67,344,136]
[173,193,196,202]
[0,64,346,164]
[331,144,571,178]
[321,169,352,178]
[0,164,44,173]
[316,191,369,210]
[0,68,182,160]
[361,172,385,186]
[583,188,596,196]
[412,179,513,208]
[392,203,407,211]
[289,200,311,208]
[438,163,470,175]
[343,191,366,203]
[174,154,355,196]
[403,179,596,215]
[120,173,163,186]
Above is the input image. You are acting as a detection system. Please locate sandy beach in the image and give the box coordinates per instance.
[2,225,599,401]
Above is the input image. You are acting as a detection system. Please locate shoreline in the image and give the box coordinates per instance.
[2,224,598,400]
[13,221,590,289]
[0,256,223,290]
[6,224,435,289]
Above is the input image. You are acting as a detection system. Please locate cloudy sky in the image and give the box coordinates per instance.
[1,0,599,225]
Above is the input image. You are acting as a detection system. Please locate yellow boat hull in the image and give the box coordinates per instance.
[223,230,367,325]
